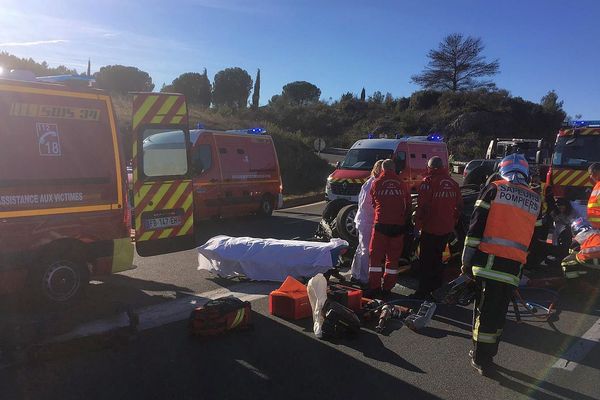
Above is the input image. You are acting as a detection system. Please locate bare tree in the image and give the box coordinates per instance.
[412,33,499,91]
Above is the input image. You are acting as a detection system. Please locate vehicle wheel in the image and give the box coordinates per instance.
[258,195,274,217]
[322,198,351,222]
[335,204,359,246]
[35,258,89,306]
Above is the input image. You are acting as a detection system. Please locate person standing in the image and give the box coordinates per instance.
[461,154,541,375]
[368,159,411,297]
[587,163,600,229]
[414,156,463,300]
[350,160,383,285]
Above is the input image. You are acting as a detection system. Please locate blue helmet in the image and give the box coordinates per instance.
[571,217,592,237]
[499,154,529,183]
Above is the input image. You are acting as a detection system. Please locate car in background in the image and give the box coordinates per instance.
[463,159,499,186]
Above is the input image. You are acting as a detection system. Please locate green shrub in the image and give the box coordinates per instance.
[265,123,333,194]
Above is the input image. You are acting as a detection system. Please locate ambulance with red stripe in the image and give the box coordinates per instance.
[546,121,600,201]
[325,134,448,202]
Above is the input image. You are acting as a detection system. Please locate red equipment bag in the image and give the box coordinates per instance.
[189,297,252,336]
[327,284,363,312]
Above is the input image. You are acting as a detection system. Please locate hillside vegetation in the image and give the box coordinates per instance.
[2,34,568,194]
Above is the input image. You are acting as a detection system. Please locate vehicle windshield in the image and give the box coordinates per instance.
[340,148,393,170]
[497,142,538,162]
[552,136,600,167]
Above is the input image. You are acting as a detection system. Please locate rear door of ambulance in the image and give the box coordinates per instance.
[131,93,196,256]
[0,80,126,253]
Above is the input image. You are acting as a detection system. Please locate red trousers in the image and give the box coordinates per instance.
[368,229,404,290]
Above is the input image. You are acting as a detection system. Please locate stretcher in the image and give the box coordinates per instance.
[197,235,349,282]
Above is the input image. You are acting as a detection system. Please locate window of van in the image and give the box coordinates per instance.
[395,151,406,172]
[192,144,212,174]
[142,129,188,177]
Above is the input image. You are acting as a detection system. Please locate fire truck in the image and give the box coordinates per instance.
[0,73,246,305]
[546,120,600,200]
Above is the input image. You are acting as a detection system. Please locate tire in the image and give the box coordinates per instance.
[35,258,89,306]
[322,198,351,222]
[335,204,359,246]
[258,195,274,217]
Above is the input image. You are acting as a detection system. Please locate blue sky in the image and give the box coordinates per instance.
[1,0,598,117]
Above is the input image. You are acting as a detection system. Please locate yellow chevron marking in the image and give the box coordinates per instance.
[132,95,159,129]
[573,173,591,187]
[158,228,174,239]
[149,96,178,124]
[561,171,582,186]
[144,183,173,212]
[164,182,190,209]
[553,170,570,184]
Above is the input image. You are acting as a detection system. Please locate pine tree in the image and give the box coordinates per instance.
[360,87,366,101]
[252,69,261,110]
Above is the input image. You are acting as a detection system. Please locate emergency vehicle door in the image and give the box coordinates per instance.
[131,93,195,256]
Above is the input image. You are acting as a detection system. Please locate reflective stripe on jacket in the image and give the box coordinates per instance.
[478,180,541,265]
[588,181,600,229]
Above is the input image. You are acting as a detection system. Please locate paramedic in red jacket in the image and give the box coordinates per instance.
[368,159,411,295]
[414,156,463,299]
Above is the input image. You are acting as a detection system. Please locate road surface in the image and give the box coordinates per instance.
[1,202,599,400]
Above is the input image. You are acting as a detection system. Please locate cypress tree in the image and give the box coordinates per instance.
[252,68,261,110]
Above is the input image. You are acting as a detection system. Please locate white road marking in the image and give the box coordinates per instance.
[44,282,277,344]
[235,359,270,380]
[279,201,325,211]
[552,317,600,371]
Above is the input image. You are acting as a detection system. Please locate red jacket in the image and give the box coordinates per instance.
[416,169,463,235]
[370,170,411,225]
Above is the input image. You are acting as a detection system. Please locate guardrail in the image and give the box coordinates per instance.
[320,147,349,156]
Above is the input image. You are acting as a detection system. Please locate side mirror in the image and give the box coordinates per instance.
[535,151,542,165]
[335,161,341,169]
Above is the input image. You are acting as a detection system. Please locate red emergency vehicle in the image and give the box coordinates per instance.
[0,77,134,303]
[546,121,600,200]
[141,128,283,222]
[325,134,449,202]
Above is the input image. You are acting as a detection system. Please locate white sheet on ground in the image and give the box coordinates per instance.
[197,236,348,282]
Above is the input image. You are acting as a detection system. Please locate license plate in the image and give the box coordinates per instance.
[143,215,182,230]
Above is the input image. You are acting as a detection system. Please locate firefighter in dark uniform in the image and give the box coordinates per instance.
[461,154,541,375]
[414,156,463,299]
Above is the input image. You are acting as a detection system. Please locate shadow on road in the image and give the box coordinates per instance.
[491,365,599,400]
[1,312,442,400]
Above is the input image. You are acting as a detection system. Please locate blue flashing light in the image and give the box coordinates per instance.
[247,127,265,134]
[427,133,443,141]
[571,120,600,127]
[196,123,205,129]
[367,133,375,139]
[395,133,403,139]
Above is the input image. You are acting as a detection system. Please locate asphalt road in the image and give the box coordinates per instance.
[2,201,600,400]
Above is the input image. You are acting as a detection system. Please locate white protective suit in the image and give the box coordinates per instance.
[350,176,376,283]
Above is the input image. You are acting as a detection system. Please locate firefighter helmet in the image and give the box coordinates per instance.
[499,153,530,183]
[571,217,592,237]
